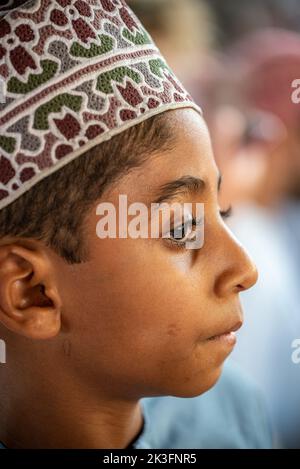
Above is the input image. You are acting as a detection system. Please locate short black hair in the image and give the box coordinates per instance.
[0,112,175,264]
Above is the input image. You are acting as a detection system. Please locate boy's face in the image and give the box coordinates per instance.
[54,109,258,399]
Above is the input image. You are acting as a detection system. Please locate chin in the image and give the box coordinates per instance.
[170,364,224,399]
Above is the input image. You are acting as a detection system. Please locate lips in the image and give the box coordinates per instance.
[207,319,243,341]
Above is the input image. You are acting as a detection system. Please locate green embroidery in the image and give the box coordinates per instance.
[122,28,152,46]
[34,93,82,130]
[97,67,141,94]
[149,58,170,78]
[0,136,16,154]
[70,35,114,58]
[7,60,58,94]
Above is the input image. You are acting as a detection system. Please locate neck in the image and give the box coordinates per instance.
[0,365,144,449]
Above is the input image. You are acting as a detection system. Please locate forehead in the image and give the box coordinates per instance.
[111,108,219,202]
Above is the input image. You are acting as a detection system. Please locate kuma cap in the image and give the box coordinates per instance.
[0,0,202,210]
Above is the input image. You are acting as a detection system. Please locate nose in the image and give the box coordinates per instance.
[214,224,258,298]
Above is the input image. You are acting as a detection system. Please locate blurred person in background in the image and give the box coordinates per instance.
[127,0,216,89]
[205,29,300,448]
[208,0,300,47]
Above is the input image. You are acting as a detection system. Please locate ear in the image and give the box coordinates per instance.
[0,242,62,339]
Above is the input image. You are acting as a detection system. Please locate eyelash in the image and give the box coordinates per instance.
[219,205,233,219]
[165,205,233,250]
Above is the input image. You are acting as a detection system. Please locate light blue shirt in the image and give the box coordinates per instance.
[136,361,272,448]
[230,202,300,448]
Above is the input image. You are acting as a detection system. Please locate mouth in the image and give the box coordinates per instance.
[206,320,243,346]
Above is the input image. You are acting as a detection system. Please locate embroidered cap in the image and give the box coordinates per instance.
[0,0,202,210]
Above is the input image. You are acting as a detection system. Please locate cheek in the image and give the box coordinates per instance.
[61,255,226,397]
[87,256,209,357]
[67,240,218,360]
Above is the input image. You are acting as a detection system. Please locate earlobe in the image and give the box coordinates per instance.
[0,243,62,339]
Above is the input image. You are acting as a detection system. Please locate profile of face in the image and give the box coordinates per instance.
[50,109,257,399]
[0,109,258,401]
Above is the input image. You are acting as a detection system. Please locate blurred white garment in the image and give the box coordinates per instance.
[230,201,300,448]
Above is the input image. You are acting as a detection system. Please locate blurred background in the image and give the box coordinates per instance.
[128,0,300,449]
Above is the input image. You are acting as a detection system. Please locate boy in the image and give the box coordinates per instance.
[0,0,270,448]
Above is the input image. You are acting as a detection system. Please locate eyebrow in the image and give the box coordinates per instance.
[153,173,222,205]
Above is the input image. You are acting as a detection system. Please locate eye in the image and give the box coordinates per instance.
[165,217,202,247]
